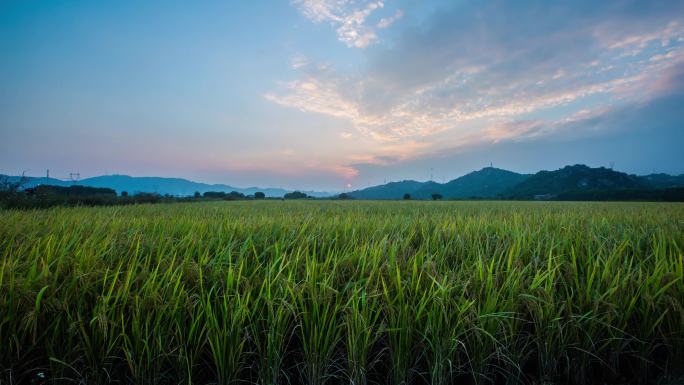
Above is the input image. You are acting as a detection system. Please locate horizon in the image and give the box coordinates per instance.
[2,1,684,190]
[4,162,680,193]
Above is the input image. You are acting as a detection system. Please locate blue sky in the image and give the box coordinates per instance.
[1,0,683,190]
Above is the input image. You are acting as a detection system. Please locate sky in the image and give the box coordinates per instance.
[1,0,683,191]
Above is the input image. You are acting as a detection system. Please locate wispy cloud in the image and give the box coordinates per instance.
[597,21,683,52]
[292,0,401,48]
[267,56,682,142]
[289,54,310,69]
[377,9,403,29]
[271,0,684,155]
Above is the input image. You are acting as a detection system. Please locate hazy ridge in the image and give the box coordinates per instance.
[4,164,684,200]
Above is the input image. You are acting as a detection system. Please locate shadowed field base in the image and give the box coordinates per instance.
[1,201,683,384]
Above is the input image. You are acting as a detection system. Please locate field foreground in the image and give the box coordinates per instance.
[1,201,683,385]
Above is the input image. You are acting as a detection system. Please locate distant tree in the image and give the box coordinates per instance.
[203,191,227,199]
[254,191,266,199]
[133,192,162,204]
[431,193,442,200]
[226,191,245,200]
[35,185,116,197]
[284,191,308,200]
[0,174,30,210]
[338,192,352,200]
[0,174,28,193]
[194,191,201,198]
[121,191,128,197]
[403,193,411,200]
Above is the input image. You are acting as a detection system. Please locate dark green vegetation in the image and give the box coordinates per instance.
[640,174,684,189]
[505,165,644,199]
[0,177,312,209]
[0,183,197,209]
[439,167,529,198]
[349,165,684,201]
[1,201,683,384]
[283,191,310,199]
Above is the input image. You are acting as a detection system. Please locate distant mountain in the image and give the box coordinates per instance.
[349,165,684,201]
[639,173,684,189]
[504,164,645,199]
[2,174,332,198]
[350,167,530,199]
[348,180,428,200]
[427,167,530,199]
[5,164,684,201]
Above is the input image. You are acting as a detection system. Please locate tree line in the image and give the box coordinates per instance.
[0,176,356,209]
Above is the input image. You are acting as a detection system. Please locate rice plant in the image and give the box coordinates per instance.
[0,201,682,384]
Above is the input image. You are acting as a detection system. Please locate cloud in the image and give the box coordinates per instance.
[266,56,681,143]
[272,1,684,146]
[377,9,403,29]
[290,54,310,69]
[270,1,684,182]
[597,20,684,52]
[292,0,401,48]
[264,65,360,121]
[331,164,359,179]
[345,139,434,168]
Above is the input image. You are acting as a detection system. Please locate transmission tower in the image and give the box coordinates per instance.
[69,173,80,185]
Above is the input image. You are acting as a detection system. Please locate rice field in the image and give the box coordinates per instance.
[1,201,683,385]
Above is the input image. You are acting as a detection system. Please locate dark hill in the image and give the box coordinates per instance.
[350,167,530,199]
[504,164,645,199]
[349,180,427,200]
[639,173,684,188]
[428,167,529,199]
